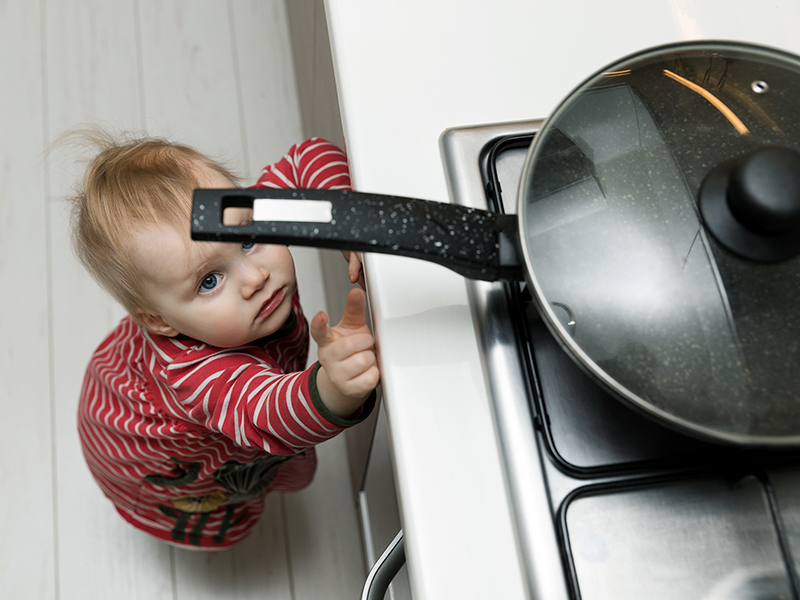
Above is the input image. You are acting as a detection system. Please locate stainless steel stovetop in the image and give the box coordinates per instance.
[440,120,800,600]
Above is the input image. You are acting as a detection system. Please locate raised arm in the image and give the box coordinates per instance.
[165,344,374,455]
[253,138,365,287]
[253,137,352,190]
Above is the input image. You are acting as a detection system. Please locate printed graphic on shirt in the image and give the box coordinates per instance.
[214,454,294,502]
[158,503,245,546]
[170,492,227,513]
[144,457,200,487]
[146,453,295,545]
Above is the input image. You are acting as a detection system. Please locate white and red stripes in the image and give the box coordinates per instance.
[255,137,352,190]
[77,139,356,550]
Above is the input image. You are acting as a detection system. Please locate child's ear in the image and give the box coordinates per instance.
[138,312,180,337]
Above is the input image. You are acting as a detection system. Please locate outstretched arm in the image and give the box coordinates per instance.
[253,137,351,190]
[252,138,366,289]
[310,288,379,418]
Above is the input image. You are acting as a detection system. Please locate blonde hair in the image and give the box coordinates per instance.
[68,130,240,321]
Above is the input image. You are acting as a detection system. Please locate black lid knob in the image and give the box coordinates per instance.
[727,147,800,236]
[699,147,800,262]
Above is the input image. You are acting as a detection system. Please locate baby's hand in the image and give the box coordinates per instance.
[310,288,379,418]
[341,250,365,289]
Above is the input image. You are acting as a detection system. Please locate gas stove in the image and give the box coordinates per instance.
[440,121,800,600]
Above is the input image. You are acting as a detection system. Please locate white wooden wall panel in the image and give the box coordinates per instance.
[44,1,175,598]
[0,2,55,598]
[44,0,144,197]
[137,0,245,173]
[228,0,304,181]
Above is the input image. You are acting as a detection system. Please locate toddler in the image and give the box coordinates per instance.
[72,134,378,550]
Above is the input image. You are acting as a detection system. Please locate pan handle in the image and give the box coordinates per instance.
[191,188,525,282]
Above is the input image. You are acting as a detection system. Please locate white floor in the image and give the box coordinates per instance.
[0,1,367,598]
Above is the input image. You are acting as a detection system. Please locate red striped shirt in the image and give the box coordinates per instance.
[78,139,371,550]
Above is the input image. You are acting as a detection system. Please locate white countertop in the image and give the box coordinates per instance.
[323,2,800,598]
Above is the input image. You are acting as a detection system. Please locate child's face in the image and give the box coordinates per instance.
[132,170,297,348]
[133,222,297,347]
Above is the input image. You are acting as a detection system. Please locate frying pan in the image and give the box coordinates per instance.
[192,40,800,447]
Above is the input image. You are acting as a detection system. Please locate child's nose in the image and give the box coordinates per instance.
[240,262,269,297]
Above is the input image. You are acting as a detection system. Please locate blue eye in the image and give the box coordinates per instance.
[242,242,255,251]
[200,273,221,292]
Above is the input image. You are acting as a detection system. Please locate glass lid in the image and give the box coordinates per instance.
[518,41,800,446]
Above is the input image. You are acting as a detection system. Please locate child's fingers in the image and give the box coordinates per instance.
[337,288,367,329]
[341,251,364,286]
[318,332,374,364]
[331,347,377,379]
[352,364,381,396]
[334,361,380,398]
[348,252,363,284]
[309,311,334,346]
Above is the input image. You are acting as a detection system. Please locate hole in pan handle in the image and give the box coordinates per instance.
[191,188,525,282]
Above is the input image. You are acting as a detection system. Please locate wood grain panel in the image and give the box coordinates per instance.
[44,0,144,199]
[0,2,55,597]
[137,0,244,173]
[44,1,176,597]
[228,0,303,181]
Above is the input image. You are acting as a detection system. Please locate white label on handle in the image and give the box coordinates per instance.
[253,199,333,223]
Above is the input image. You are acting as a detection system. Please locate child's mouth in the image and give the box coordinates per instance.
[257,288,286,320]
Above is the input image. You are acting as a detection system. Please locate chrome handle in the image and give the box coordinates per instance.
[361,530,406,600]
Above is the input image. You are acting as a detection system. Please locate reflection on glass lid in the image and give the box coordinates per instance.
[519,41,800,445]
